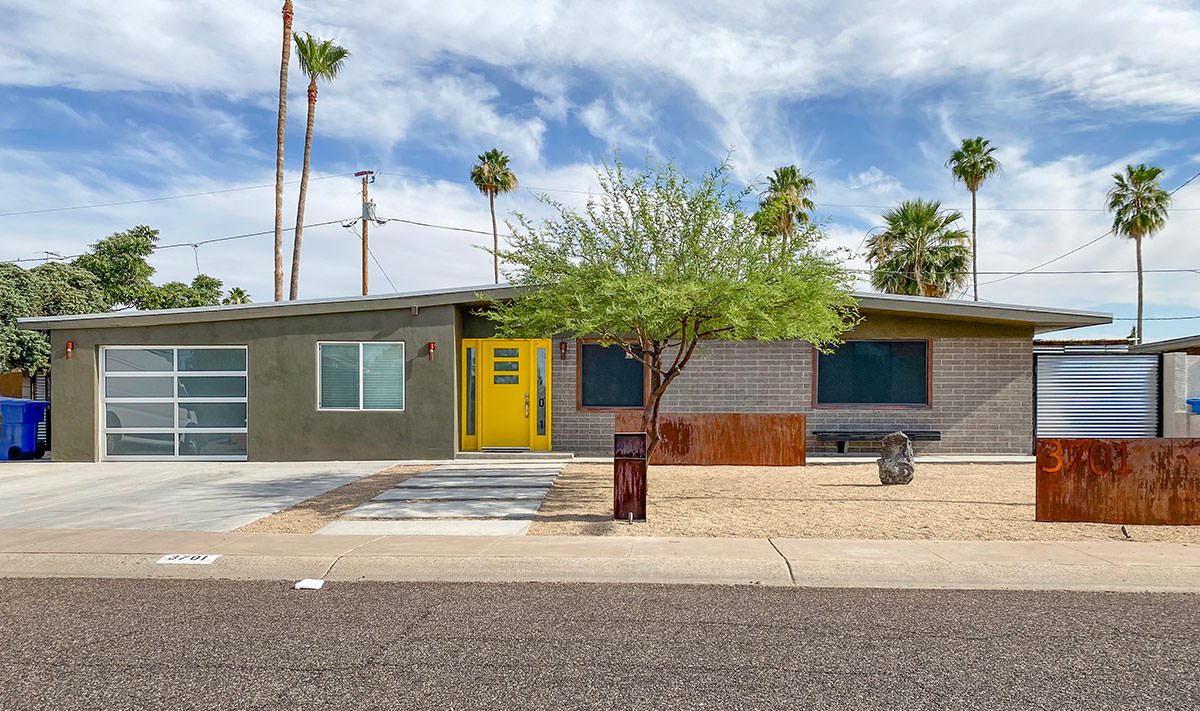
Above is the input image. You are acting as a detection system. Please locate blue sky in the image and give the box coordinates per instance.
[3,1,1200,341]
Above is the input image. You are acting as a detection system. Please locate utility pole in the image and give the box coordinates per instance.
[355,170,375,296]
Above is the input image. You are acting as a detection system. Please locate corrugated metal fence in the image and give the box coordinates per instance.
[1035,354,1159,437]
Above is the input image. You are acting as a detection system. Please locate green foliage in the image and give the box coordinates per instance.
[753,165,815,252]
[141,275,224,310]
[1106,163,1171,344]
[1106,164,1170,241]
[293,32,351,85]
[72,225,159,309]
[223,287,252,305]
[865,199,971,298]
[0,327,51,378]
[482,157,858,453]
[470,148,519,197]
[71,225,226,311]
[946,137,1001,193]
[0,261,108,375]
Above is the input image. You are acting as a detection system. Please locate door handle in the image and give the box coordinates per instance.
[524,393,530,418]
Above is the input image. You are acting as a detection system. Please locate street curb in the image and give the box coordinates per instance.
[0,530,1196,592]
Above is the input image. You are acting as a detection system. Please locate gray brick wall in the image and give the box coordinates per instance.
[551,338,1033,455]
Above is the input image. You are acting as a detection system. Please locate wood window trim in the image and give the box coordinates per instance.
[811,338,934,410]
[575,338,651,412]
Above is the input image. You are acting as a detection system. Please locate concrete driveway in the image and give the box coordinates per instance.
[0,460,417,532]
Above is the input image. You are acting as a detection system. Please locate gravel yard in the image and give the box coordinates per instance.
[528,462,1200,542]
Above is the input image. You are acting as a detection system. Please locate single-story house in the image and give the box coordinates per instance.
[17,284,1109,462]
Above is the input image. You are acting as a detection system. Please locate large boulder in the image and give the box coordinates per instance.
[878,431,915,485]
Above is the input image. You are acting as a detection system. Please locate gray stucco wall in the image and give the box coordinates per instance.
[551,314,1035,455]
[49,305,459,461]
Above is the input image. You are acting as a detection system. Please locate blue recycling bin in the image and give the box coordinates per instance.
[1188,398,1200,415]
[0,397,50,460]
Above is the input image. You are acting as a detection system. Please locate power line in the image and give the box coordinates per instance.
[341,219,398,293]
[0,173,356,218]
[978,168,1200,287]
[1,219,348,264]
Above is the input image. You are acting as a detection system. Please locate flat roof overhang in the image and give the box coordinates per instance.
[17,284,1111,335]
[1129,334,1200,355]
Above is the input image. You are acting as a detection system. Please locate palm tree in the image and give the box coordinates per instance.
[288,32,350,300]
[946,137,1001,302]
[273,1,293,302]
[865,199,971,298]
[755,165,815,253]
[1106,164,1170,344]
[470,149,519,283]
[222,287,252,305]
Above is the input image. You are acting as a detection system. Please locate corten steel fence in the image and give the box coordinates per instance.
[614,412,807,466]
[1035,438,1200,525]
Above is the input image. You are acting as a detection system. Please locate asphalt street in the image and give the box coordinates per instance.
[0,579,1196,710]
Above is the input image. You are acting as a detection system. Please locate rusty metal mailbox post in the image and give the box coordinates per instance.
[614,432,648,521]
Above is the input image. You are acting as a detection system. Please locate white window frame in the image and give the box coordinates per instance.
[100,345,249,461]
[316,341,406,412]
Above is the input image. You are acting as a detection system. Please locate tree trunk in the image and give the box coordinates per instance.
[273,1,292,303]
[1136,235,1143,344]
[490,191,499,284]
[289,81,317,301]
[971,189,978,301]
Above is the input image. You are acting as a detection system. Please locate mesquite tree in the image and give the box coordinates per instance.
[483,157,858,458]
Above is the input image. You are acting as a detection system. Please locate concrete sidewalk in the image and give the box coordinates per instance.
[0,529,1196,592]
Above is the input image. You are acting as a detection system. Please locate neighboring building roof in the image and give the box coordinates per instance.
[17,283,1111,334]
[1033,338,1133,354]
[1129,334,1200,355]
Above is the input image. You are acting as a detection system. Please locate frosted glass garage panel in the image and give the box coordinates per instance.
[105,349,173,372]
[105,403,174,429]
[178,402,247,428]
[105,376,173,398]
[106,433,174,457]
[177,376,246,398]
[180,433,247,457]
[178,348,246,372]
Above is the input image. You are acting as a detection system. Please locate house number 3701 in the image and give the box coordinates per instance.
[1041,439,1132,476]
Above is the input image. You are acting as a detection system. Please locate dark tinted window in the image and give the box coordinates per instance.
[817,341,928,405]
[580,343,644,408]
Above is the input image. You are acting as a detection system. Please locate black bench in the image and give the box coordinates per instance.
[812,430,941,454]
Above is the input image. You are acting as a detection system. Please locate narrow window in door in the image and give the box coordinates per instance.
[465,347,476,436]
[536,347,547,435]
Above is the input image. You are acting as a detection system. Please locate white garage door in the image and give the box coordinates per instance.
[101,346,248,460]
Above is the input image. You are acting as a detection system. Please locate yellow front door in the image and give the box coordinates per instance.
[461,338,551,451]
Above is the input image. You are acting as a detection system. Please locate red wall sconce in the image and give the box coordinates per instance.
[559,341,567,360]
[427,341,436,361]
[65,341,75,360]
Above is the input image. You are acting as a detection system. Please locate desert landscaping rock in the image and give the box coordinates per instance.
[878,431,915,485]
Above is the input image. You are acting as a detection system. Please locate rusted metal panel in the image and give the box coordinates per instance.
[614,413,807,466]
[614,432,647,520]
[1035,438,1200,525]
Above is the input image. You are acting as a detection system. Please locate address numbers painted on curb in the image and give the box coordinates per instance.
[156,554,221,565]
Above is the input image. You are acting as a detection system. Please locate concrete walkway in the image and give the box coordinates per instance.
[0,529,1196,592]
[317,460,568,536]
